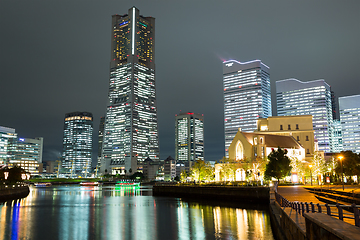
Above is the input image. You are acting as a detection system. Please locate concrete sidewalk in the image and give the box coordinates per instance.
[277,185,322,204]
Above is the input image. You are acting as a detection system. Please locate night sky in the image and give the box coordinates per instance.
[1,1,359,165]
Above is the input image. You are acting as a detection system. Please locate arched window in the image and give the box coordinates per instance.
[236,140,244,160]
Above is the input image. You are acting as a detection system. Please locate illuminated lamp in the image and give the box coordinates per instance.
[224,88,226,91]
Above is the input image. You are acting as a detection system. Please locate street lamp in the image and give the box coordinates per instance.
[309,164,313,186]
[338,156,344,191]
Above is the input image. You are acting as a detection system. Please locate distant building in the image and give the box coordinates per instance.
[164,156,176,181]
[339,95,360,153]
[97,116,105,168]
[330,120,343,153]
[175,112,204,166]
[223,59,271,157]
[142,157,160,180]
[8,137,43,174]
[256,115,315,159]
[101,7,160,174]
[62,112,93,176]
[0,126,17,165]
[276,78,333,152]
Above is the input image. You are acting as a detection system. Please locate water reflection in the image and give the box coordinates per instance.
[0,186,273,240]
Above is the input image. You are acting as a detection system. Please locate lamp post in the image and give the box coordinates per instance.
[309,164,313,186]
[338,156,344,191]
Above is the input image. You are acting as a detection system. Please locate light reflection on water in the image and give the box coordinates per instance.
[0,185,274,240]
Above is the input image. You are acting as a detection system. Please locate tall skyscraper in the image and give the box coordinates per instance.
[223,60,271,157]
[101,7,159,173]
[175,112,204,164]
[62,112,93,176]
[0,126,17,165]
[339,95,360,153]
[276,79,333,152]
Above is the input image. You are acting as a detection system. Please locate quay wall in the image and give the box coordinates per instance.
[152,185,269,203]
[0,185,30,202]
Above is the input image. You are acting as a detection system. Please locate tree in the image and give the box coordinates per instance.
[191,160,214,182]
[310,152,326,184]
[264,147,292,182]
[335,151,360,182]
[180,170,189,182]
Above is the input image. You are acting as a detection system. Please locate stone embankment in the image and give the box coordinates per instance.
[153,184,270,203]
[0,184,30,202]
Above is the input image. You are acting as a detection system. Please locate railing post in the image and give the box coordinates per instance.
[305,202,309,213]
[336,203,343,221]
[297,203,301,214]
[301,202,305,216]
[310,202,315,213]
[317,203,322,213]
[325,203,331,216]
[352,203,359,227]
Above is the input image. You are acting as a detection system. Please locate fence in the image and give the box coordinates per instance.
[275,191,360,227]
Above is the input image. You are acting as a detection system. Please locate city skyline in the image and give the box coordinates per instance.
[1,1,360,164]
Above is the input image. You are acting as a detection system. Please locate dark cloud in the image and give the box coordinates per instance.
[1,0,359,164]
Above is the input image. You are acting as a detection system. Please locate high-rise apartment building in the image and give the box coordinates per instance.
[101,7,159,173]
[8,137,43,174]
[62,112,93,176]
[223,60,271,157]
[276,79,333,152]
[339,95,360,153]
[175,112,204,164]
[0,126,17,165]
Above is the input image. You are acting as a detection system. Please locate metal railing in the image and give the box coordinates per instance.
[275,191,360,227]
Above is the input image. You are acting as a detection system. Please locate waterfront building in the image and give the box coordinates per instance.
[62,112,93,176]
[215,129,305,182]
[339,95,360,153]
[256,115,315,159]
[142,157,160,180]
[7,137,43,174]
[276,79,333,152]
[101,7,159,174]
[223,59,271,157]
[0,126,17,165]
[164,156,176,181]
[175,112,204,166]
[97,116,105,168]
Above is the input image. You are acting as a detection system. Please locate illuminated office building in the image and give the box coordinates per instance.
[223,60,271,157]
[8,137,43,174]
[339,95,360,153]
[330,120,343,153]
[276,79,333,152]
[101,7,159,173]
[0,126,17,165]
[62,112,93,175]
[175,112,204,164]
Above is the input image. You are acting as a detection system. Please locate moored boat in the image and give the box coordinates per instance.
[34,182,52,187]
[80,182,99,186]
[115,181,140,187]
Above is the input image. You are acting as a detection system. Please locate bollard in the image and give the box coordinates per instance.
[352,203,360,227]
[317,203,322,213]
[336,203,343,221]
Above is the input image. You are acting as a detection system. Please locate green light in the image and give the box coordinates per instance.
[139,22,147,27]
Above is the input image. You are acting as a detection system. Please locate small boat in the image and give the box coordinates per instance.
[34,182,52,187]
[80,182,99,186]
[115,181,140,187]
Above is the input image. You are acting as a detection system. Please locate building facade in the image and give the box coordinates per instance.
[7,137,43,174]
[223,59,271,157]
[256,115,315,159]
[175,112,204,165]
[330,120,343,153]
[62,112,93,176]
[0,126,17,165]
[97,116,105,168]
[339,95,360,153]
[101,7,160,173]
[276,79,333,152]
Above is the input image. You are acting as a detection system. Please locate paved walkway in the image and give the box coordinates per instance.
[277,185,322,203]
